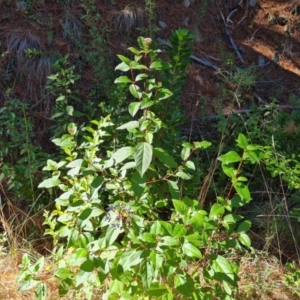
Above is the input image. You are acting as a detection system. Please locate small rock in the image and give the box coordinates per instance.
[284,25,291,34]
[183,0,190,8]
[158,21,167,29]
[194,28,203,43]
[184,17,190,27]
[272,53,279,64]
[258,55,267,67]
[248,0,257,8]
[16,1,27,11]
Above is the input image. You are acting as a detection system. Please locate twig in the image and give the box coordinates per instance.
[223,8,245,64]
[192,105,300,120]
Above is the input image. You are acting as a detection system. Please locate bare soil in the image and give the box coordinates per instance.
[1,0,300,116]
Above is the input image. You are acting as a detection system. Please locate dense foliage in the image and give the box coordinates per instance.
[1,1,300,299]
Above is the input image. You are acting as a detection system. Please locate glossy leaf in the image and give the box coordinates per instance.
[38,178,61,188]
[112,147,134,164]
[209,203,225,218]
[134,142,153,177]
[117,121,139,130]
[118,250,144,272]
[172,200,188,216]
[212,255,237,287]
[131,171,146,198]
[218,151,242,164]
[236,133,248,149]
[114,76,132,84]
[182,243,202,258]
[237,220,251,232]
[128,102,141,117]
[239,232,251,248]
[115,62,130,72]
[167,180,179,199]
[153,147,178,168]
[233,182,252,201]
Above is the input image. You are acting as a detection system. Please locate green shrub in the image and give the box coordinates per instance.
[16,31,268,300]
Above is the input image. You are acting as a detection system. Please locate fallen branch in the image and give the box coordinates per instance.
[224,8,245,64]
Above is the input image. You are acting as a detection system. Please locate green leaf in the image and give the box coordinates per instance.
[134,142,153,177]
[172,200,188,216]
[117,121,139,130]
[237,220,251,232]
[131,171,146,198]
[120,161,136,171]
[148,283,168,297]
[158,236,179,247]
[231,195,248,208]
[219,151,242,164]
[184,160,195,170]
[140,232,156,243]
[35,283,47,300]
[239,232,251,248]
[155,88,173,101]
[105,225,123,247]
[67,123,77,135]
[236,133,248,149]
[173,224,187,238]
[66,159,83,168]
[89,176,104,200]
[114,76,132,84]
[212,255,237,287]
[193,141,211,149]
[76,259,94,287]
[167,180,179,199]
[118,250,144,272]
[155,200,168,208]
[233,182,252,201]
[129,102,141,117]
[176,171,191,180]
[149,60,172,70]
[112,147,134,164]
[149,251,163,274]
[38,178,61,188]
[54,268,73,279]
[245,150,260,163]
[115,62,130,72]
[58,278,72,296]
[181,145,191,161]
[135,73,148,81]
[141,261,154,288]
[117,54,131,64]
[154,147,178,168]
[174,274,194,297]
[182,243,202,258]
[209,203,225,218]
[129,84,142,99]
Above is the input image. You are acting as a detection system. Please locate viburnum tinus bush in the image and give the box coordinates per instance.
[17,30,265,300]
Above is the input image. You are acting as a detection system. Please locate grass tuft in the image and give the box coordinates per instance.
[63,12,82,41]
[112,4,144,32]
[6,30,51,94]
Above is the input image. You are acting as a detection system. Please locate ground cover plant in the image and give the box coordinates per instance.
[1,0,300,299]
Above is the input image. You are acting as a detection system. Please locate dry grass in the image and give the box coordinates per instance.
[112,4,144,32]
[63,12,82,41]
[0,250,74,300]
[237,251,300,300]
[0,246,299,300]
[6,30,51,95]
